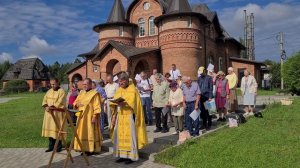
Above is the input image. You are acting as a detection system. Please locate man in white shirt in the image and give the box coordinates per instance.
[169,64,181,81]
[105,74,119,128]
[138,72,153,125]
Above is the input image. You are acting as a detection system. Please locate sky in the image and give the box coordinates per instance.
[0,0,299,64]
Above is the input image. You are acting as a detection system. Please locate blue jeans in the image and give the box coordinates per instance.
[141,97,153,124]
[185,102,200,136]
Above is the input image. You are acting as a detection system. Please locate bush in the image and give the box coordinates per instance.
[4,80,29,93]
[283,52,300,95]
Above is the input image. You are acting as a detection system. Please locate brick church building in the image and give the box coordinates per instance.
[67,0,264,86]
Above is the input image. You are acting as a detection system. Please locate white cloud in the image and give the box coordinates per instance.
[0,1,97,62]
[0,52,13,63]
[19,36,57,57]
[219,2,300,61]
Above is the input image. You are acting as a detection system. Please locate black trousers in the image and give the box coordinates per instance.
[200,95,212,128]
[154,107,168,130]
[48,137,62,150]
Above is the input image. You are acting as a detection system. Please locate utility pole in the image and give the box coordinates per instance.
[251,13,255,60]
[280,32,284,90]
[244,10,248,59]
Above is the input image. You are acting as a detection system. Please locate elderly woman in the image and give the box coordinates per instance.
[152,73,170,133]
[215,71,230,122]
[241,69,258,116]
[167,82,185,135]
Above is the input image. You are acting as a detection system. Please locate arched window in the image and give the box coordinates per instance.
[138,18,145,37]
[208,54,214,65]
[218,57,223,71]
[149,16,155,36]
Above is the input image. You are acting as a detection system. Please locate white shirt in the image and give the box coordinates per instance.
[138,79,152,98]
[169,69,181,80]
[105,82,119,98]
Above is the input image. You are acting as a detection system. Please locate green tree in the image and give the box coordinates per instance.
[0,61,13,89]
[264,59,281,89]
[283,52,300,95]
[0,61,12,79]
[4,80,29,93]
[74,58,82,63]
[48,62,71,84]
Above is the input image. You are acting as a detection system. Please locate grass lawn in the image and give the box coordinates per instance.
[155,99,300,168]
[0,93,73,148]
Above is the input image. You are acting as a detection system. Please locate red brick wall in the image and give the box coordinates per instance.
[95,48,129,80]
[129,52,161,77]
[230,60,263,87]
[27,80,34,92]
[68,63,87,84]
[129,0,162,47]
[99,26,134,49]
[159,27,203,80]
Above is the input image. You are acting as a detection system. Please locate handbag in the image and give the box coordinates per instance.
[204,99,217,115]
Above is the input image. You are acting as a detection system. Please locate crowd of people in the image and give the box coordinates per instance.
[40,63,258,164]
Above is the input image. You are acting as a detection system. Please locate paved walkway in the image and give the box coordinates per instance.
[0,97,22,104]
[0,148,173,168]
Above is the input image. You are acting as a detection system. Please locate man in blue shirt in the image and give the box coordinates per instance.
[198,67,214,130]
[182,76,201,136]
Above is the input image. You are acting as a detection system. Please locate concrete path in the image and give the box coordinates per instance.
[0,148,173,168]
[0,97,22,104]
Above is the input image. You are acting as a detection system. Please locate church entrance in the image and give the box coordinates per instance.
[134,59,150,76]
[106,59,121,76]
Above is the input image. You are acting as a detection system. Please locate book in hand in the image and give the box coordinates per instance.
[110,97,125,104]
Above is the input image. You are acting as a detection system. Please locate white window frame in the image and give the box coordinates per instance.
[219,57,223,71]
[188,16,192,28]
[119,26,124,37]
[149,16,155,36]
[208,55,213,64]
[93,65,98,72]
[138,18,145,37]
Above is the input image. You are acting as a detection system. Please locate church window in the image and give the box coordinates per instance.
[138,18,145,37]
[149,16,155,36]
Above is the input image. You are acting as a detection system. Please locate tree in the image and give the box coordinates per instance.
[74,58,82,63]
[48,62,72,84]
[0,61,12,79]
[263,59,281,89]
[283,52,300,95]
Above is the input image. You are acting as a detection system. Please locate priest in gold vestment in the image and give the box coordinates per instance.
[42,78,66,153]
[73,78,102,156]
[111,72,148,164]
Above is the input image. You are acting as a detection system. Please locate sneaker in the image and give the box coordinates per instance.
[222,118,227,122]
[217,118,223,122]
[172,131,178,135]
[248,112,254,116]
